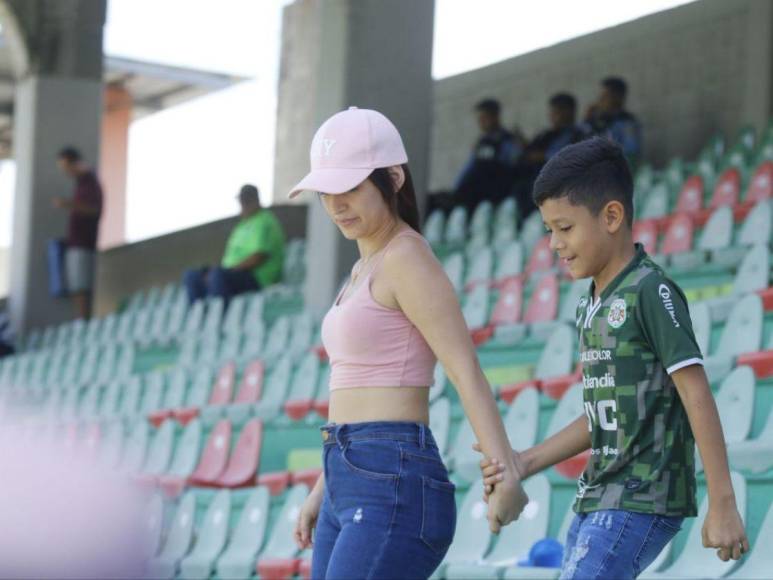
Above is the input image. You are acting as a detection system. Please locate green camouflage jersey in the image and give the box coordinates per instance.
[573,244,701,517]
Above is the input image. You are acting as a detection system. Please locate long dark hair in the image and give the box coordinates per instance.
[368,165,422,233]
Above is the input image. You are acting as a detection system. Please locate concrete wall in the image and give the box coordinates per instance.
[93,204,307,316]
[429,0,773,190]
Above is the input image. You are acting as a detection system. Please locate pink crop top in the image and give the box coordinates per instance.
[321,230,437,390]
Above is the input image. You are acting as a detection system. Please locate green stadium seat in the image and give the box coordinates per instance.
[77,384,101,420]
[239,323,265,363]
[182,300,206,337]
[713,200,771,268]
[430,362,447,402]
[158,419,203,497]
[120,376,144,419]
[138,419,175,478]
[640,182,671,220]
[139,371,166,417]
[288,312,316,362]
[433,481,490,579]
[143,493,165,559]
[671,206,733,271]
[558,279,590,324]
[444,253,465,294]
[463,285,490,331]
[445,206,468,247]
[197,329,223,368]
[95,343,119,385]
[726,501,773,579]
[493,200,518,245]
[253,355,293,421]
[728,404,773,474]
[222,294,249,337]
[149,368,189,427]
[708,244,770,322]
[97,420,124,469]
[470,201,493,239]
[261,316,292,365]
[284,353,321,420]
[520,211,545,255]
[640,472,747,579]
[429,397,451,457]
[445,475,551,579]
[178,489,232,579]
[202,296,225,337]
[214,486,271,579]
[696,366,755,473]
[119,420,149,474]
[466,246,494,289]
[690,302,711,357]
[704,293,763,382]
[494,241,524,283]
[145,492,196,579]
[172,367,215,425]
[424,209,446,247]
[217,331,243,365]
[254,484,309,579]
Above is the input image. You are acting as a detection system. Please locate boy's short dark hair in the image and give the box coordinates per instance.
[532,137,634,226]
[549,92,577,113]
[475,98,501,116]
[602,76,628,99]
[57,146,81,163]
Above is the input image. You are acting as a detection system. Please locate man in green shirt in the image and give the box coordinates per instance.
[184,184,285,304]
[477,138,748,578]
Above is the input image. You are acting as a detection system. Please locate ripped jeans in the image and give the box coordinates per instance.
[560,509,684,580]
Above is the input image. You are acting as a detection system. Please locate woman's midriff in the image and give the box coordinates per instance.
[328,386,430,425]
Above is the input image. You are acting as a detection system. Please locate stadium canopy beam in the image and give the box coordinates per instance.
[4,0,106,333]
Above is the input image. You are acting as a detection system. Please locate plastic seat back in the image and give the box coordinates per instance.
[535,325,574,380]
[490,277,523,326]
[429,397,451,457]
[466,246,494,287]
[141,372,167,416]
[163,368,189,409]
[690,302,711,357]
[714,366,755,444]
[260,355,293,409]
[676,175,705,214]
[494,241,524,281]
[142,419,175,476]
[737,200,771,247]
[660,213,694,255]
[547,384,584,438]
[261,316,291,362]
[219,486,270,561]
[523,274,559,325]
[185,368,215,408]
[445,206,468,245]
[462,285,490,330]
[732,244,770,296]
[633,219,659,255]
[504,387,539,451]
[526,237,554,276]
[287,354,320,401]
[167,419,203,478]
[120,420,149,473]
[183,489,231,562]
[217,419,263,488]
[640,182,670,219]
[209,362,237,406]
[189,419,232,483]
[715,295,763,361]
[424,209,446,246]
[259,485,309,559]
[222,294,248,336]
[745,160,773,204]
[157,492,196,561]
[470,200,493,238]
[698,206,733,251]
[710,167,741,208]
[234,359,265,404]
[442,481,491,565]
[443,253,465,294]
[120,376,144,417]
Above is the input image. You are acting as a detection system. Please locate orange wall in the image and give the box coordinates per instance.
[98,85,131,249]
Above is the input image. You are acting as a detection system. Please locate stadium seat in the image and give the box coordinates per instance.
[526,274,562,340]
[696,366,755,473]
[284,353,321,420]
[470,201,493,240]
[221,293,249,337]
[658,213,694,259]
[97,421,124,469]
[490,277,524,331]
[726,501,773,579]
[543,384,588,478]
[149,368,188,427]
[640,183,671,220]
[444,253,465,294]
[429,397,451,457]
[703,293,763,382]
[143,493,165,559]
[709,167,742,209]
[430,362,447,402]
[526,237,554,277]
[558,279,590,325]
[137,419,176,480]
[254,484,309,580]
[199,361,237,424]
[493,199,518,244]
[252,355,293,421]
[287,312,316,362]
[463,284,491,332]
[225,359,266,424]
[119,420,150,474]
[178,489,231,579]
[182,300,206,337]
[728,403,773,474]
[675,175,705,214]
[172,367,216,425]
[520,211,546,255]
[139,372,167,418]
[77,384,101,420]
[433,481,490,579]
[424,209,446,247]
[145,492,196,579]
[713,199,771,267]
[640,472,746,579]
[633,219,660,255]
[671,206,733,270]
[445,474,551,579]
[157,419,202,496]
[743,160,773,206]
[465,246,494,290]
[261,317,292,365]
[214,486,271,580]
[187,419,232,487]
[494,241,524,284]
[690,301,711,357]
[216,418,263,488]
[707,244,770,321]
[445,206,468,247]
[500,326,575,403]
[312,366,331,420]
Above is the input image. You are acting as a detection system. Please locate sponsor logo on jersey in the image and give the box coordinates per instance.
[581,349,612,363]
[582,372,616,389]
[658,283,681,328]
[607,298,627,329]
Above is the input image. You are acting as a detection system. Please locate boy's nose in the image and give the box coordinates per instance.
[549,233,564,252]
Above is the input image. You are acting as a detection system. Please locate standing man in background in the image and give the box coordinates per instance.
[53,146,103,320]
[583,77,642,167]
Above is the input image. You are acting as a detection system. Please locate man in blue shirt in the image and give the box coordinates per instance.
[583,77,642,167]
[454,98,522,211]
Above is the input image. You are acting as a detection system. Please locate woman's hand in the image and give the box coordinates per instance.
[486,475,529,534]
[294,489,324,550]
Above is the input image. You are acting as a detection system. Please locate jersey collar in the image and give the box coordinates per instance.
[589,243,646,304]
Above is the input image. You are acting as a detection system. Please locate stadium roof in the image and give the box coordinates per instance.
[0,39,245,157]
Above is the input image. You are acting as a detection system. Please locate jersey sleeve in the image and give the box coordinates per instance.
[636,274,703,375]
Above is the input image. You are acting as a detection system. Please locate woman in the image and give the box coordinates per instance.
[290,107,528,579]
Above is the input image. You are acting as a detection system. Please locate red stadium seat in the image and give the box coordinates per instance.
[489,277,523,327]
[172,407,200,425]
[313,345,328,362]
[257,558,300,580]
[257,471,292,496]
[284,399,315,421]
[710,168,741,209]
[187,419,232,487]
[745,161,773,204]
[299,559,312,580]
[526,236,554,276]
[758,287,773,312]
[675,175,704,214]
[233,359,265,405]
[736,351,773,379]
[541,365,583,400]
[209,361,237,406]
[659,213,694,256]
[523,273,559,324]
[215,419,263,488]
[148,409,173,428]
[556,449,591,479]
[633,220,659,255]
[313,399,330,420]
[499,380,540,405]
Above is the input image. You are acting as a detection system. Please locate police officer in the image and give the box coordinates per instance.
[583,77,642,167]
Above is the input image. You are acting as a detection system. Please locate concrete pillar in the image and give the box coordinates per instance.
[99,84,132,249]
[277,0,434,315]
[6,0,106,333]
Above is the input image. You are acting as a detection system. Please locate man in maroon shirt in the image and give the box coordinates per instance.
[53,146,103,320]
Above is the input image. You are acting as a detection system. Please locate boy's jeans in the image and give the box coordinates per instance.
[560,509,684,579]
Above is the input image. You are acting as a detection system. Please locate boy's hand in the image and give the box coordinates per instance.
[473,443,528,501]
[702,501,749,562]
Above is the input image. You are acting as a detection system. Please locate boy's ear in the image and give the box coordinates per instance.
[602,200,626,234]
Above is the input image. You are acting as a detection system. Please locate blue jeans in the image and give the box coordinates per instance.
[312,422,456,579]
[560,509,684,580]
[183,266,259,304]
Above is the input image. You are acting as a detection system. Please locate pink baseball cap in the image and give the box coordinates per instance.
[288,106,408,199]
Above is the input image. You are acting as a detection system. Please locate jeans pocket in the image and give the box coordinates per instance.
[340,440,400,480]
[654,515,684,534]
[420,476,457,555]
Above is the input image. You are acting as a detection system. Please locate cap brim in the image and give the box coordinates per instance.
[287,167,372,199]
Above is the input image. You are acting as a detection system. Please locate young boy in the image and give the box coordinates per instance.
[478,138,748,579]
